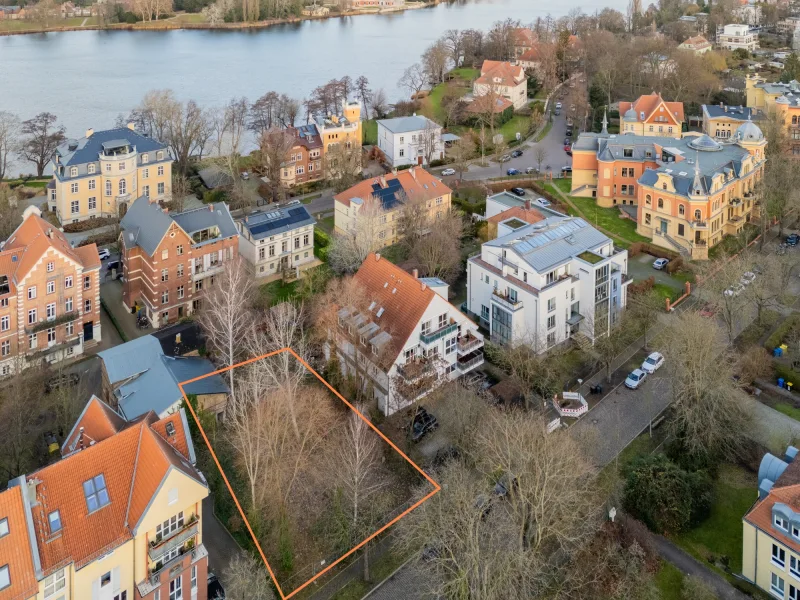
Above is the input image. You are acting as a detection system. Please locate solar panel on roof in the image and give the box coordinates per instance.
[248,207,311,237]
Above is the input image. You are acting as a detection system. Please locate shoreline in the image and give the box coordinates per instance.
[0,1,435,37]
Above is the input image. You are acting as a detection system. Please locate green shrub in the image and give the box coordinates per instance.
[665,256,684,274]
[202,189,227,204]
[765,314,800,352]
[624,454,714,534]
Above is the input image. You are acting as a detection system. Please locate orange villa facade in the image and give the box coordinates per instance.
[572,124,766,260]
[618,93,685,138]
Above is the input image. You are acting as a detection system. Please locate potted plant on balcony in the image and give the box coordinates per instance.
[185,539,195,551]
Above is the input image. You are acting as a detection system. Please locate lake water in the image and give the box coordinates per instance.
[0,0,623,174]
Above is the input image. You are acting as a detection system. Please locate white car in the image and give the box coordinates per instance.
[625,369,647,390]
[641,352,664,374]
[724,283,745,297]
[441,168,456,176]
[653,258,669,270]
[98,249,111,260]
[741,272,756,286]
[555,102,563,110]
[537,198,551,207]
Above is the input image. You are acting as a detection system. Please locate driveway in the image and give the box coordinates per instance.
[99,279,148,341]
[202,497,245,585]
[627,254,686,293]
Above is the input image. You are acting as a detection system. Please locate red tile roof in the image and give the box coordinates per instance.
[476,60,525,88]
[465,95,514,115]
[619,93,685,124]
[0,486,39,600]
[26,410,203,575]
[62,395,127,456]
[518,46,542,63]
[510,28,537,48]
[487,205,546,226]
[351,254,437,364]
[334,167,451,209]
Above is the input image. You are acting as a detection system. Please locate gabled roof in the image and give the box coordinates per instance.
[172,204,238,249]
[510,27,536,48]
[680,35,711,48]
[618,93,685,124]
[334,167,451,210]
[0,485,39,600]
[239,206,316,240]
[53,127,168,168]
[351,254,437,364]
[62,395,126,456]
[518,46,542,62]
[465,95,514,115]
[745,458,800,555]
[476,60,525,88]
[2,207,100,287]
[98,335,229,420]
[487,205,547,226]
[25,414,205,576]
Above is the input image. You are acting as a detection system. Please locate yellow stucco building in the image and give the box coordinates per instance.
[0,396,210,600]
[746,75,800,156]
[48,125,172,225]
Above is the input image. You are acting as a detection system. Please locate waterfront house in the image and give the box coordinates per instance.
[376,115,445,168]
[473,60,528,110]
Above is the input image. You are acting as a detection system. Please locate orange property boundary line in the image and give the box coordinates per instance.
[178,347,441,600]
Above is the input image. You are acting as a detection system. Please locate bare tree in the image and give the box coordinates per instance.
[370,88,389,119]
[398,63,427,100]
[533,145,548,174]
[0,359,46,481]
[450,136,474,181]
[442,29,466,68]
[258,128,296,202]
[409,210,465,283]
[627,288,665,348]
[0,185,24,242]
[20,112,65,177]
[703,255,748,344]
[168,173,192,213]
[224,552,275,600]
[0,112,21,181]
[355,76,372,119]
[422,40,451,85]
[415,118,443,166]
[196,257,254,404]
[324,141,362,192]
[327,199,388,274]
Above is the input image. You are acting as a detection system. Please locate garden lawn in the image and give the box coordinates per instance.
[774,403,800,422]
[672,463,757,575]
[316,215,335,234]
[258,279,299,306]
[425,81,469,123]
[363,119,378,146]
[654,561,684,600]
[449,67,479,81]
[498,115,532,143]
[567,194,650,247]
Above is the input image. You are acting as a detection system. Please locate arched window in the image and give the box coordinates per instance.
[794,116,798,125]
[645,194,652,205]
[679,204,685,216]
[119,179,126,196]
[657,198,664,209]
[694,209,702,220]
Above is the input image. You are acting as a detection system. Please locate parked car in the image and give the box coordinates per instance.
[511,149,524,158]
[537,198,551,207]
[98,248,111,260]
[441,168,456,176]
[563,137,571,146]
[555,102,563,110]
[741,271,757,286]
[641,352,665,374]
[286,199,301,206]
[565,149,573,156]
[106,260,120,272]
[564,144,572,152]
[525,167,538,174]
[554,108,561,116]
[625,369,647,390]
[208,573,225,600]
[786,233,799,246]
[565,128,573,137]
[411,407,439,442]
[724,283,745,297]
[507,168,520,176]
[500,154,512,162]
[561,166,572,176]
[652,258,669,270]
[45,373,80,394]
[240,171,250,180]
[510,187,526,196]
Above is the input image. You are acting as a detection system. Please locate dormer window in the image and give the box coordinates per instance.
[623,148,633,158]
[774,513,789,531]
[165,421,175,437]
[157,151,164,160]
[70,167,77,177]
[88,164,96,174]
[142,153,149,164]
[662,183,667,190]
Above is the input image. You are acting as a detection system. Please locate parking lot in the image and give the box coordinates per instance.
[626,253,688,294]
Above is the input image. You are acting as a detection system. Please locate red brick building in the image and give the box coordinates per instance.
[0,205,101,375]
[120,197,239,327]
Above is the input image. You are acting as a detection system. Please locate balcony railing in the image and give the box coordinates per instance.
[491,290,523,311]
[499,255,519,271]
[690,220,708,229]
[397,359,435,383]
[148,517,199,561]
[456,335,483,356]
[420,322,458,345]
[456,352,484,374]
[27,311,79,334]
[138,543,207,598]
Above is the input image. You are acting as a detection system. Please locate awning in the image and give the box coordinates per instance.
[441,133,461,143]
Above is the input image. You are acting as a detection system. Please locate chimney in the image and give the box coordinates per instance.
[78,426,85,450]
[127,122,135,131]
[412,269,419,279]
[410,167,417,181]
[720,102,724,107]
[209,203,214,211]
[379,176,387,188]
[724,105,728,113]
[525,199,531,209]
[375,253,381,261]
[85,128,94,138]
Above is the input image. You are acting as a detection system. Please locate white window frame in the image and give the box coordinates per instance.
[774,543,787,568]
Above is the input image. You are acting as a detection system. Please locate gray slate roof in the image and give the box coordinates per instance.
[54,127,168,167]
[702,104,761,121]
[98,335,229,419]
[486,215,611,272]
[377,115,441,134]
[120,197,238,256]
[238,206,316,240]
[197,165,234,190]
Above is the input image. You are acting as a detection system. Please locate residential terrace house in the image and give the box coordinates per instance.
[467,195,630,351]
[119,198,239,328]
[618,93,684,138]
[333,167,452,246]
[48,124,171,224]
[236,205,318,281]
[473,60,528,110]
[278,123,324,188]
[0,206,101,376]
[742,445,800,599]
[333,253,484,416]
[0,395,210,600]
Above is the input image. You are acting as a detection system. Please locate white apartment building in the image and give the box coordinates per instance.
[236,206,317,280]
[376,115,445,168]
[467,197,631,351]
[716,24,759,51]
[334,254,484,416]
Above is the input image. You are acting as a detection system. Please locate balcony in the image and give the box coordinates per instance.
[491,289,523,312]
[148,516,199,561]
[138,543,207,598]
[27,311,79,334]
[690,220,708,229]
[456,351,484,374]
[456,333,483,356]
[397,358,435,384]
[499,255,519,271]
[420,322,458,345]
[730,197,743,206]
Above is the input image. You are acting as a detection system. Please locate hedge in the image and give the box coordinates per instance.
[765,314,800,352]
[628,242,679,260]
[63,216,118,233]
